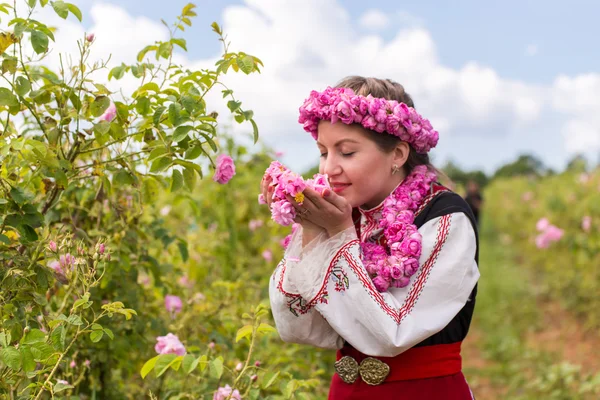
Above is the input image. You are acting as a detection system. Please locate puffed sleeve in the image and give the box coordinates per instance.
[269,225,344,350]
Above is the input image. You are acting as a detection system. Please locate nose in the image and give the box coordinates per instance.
[323,154,342,178]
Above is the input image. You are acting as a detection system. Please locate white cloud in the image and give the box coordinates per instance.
[359,9,390,30]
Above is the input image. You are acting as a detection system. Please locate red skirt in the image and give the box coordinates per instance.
[328,342,474,399]
[328,371,474,399]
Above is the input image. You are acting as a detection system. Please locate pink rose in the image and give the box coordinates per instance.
[402,257,420,276]
[262,249,272,262]
[372,276,389,292]
[48,240,57,252]
[271,200,295,226]
[99,102,116,122]
[213,385,241,400]
[165,295,183,314]
[155,333,186,356]
[400,232,422,258]
[536,218,550,232]
[213,154,236,184]
[582,216,592,232]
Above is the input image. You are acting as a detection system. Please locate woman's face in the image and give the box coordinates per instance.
[317,121,406,209]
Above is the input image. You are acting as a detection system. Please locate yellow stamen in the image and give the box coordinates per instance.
[295,193,305,204]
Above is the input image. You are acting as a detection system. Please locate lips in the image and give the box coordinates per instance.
[331,183,351,193]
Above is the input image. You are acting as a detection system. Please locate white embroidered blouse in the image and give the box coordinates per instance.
[268,196,480,357]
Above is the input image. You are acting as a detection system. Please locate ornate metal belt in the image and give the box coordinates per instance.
[334,356,390,385]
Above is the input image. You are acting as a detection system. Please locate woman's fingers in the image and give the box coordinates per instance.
[320,188,350,213]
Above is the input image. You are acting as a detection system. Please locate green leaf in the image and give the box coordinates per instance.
[168,102,182,126]
[211,22,222,35]
[90,96,110,117]
[227,100,241,113]
[0,347,21,370]
[93,120,111,135]
[66,3,82,21]
[141,355,159,379]
[173,125,192,142]
[2,58,17,74]
[177,240,188,262]
[150,156,171,173]
[181,354,198,374]
[20,347,36,373]
[182,166,196,191]
[209,357,224,379]
[153,106,166,126]
[18,224,38,242]
[148,146,168,161]
[31,30,49,53]
[142,177,160,202]
[251,119,259,144]
[9,187,27,205]
[199,132,217,152]
[170,169,183,192]
[236,325,253,343]
[154,353,178,377]
[51,1,69,18]
[0,332,11,347]
[184,144,203,161]
[90,330,103,343]
[66,315,83,326]
[0,88,19,107]
[54,381,74,393]
[103,328,114,340]
[15,76,31,96]
[108,64,126,80]
[137,45,157,62]
[257,323,276,335]
[114,169,135,186]
[171,38,187,51]
[262,371,280,389]
[22,329,46,344]
[0,234,9,244]
[135,97,150,115]
[237,55,255,74]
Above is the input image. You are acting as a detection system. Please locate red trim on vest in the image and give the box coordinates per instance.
[336,342,462,382]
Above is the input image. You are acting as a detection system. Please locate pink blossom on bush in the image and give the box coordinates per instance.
[70,360,76,368]
[522,192,533,202]
[213,385,241,400]
[155,333,186,356]
[248,219,263,231]
[165,295,183,314]
[262,250,272,262]
[99,102,117,122]
[235,362,243,371]
[86,33,95,42]
[48,240,57,252]
[582,216,592,232]
[178,275,194,288]
[213,154,236,184]
[536,218,550,232]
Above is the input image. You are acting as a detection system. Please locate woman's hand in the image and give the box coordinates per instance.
[287,187,354,237]
[260,175,326,245]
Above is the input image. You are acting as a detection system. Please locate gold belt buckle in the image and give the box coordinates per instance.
[334,356,390,385]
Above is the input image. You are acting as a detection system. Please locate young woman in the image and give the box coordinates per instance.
[264,76,479,399]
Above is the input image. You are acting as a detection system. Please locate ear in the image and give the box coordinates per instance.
[392,141,410,168]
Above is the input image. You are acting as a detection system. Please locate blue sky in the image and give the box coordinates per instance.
[55,1,600,174]
[90,0,600,84]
